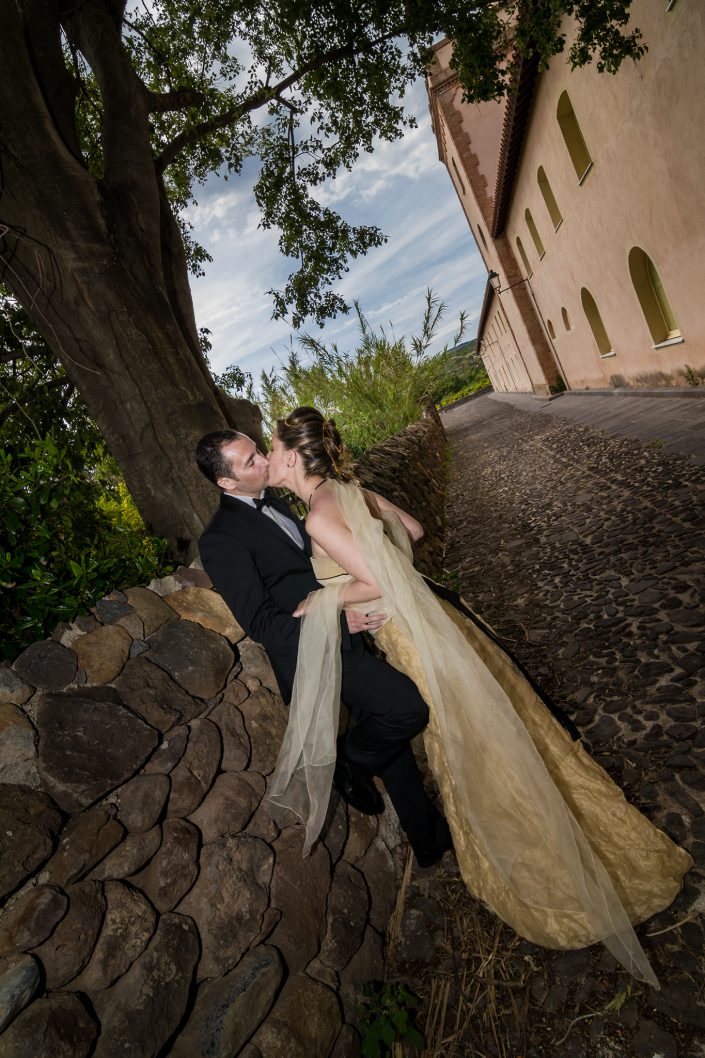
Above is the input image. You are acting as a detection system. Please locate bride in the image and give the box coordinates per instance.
[265,405,691,987]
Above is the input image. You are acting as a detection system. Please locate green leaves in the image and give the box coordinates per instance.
[0,296,171,659]
[449,0,644,102]
[604,983,632,1013]
[357,980,424,1058]
[257,289,483,452]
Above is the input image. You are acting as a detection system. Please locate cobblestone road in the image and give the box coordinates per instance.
[392,394,705,1058]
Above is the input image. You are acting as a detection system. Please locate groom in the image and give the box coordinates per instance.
[195,428,452,866]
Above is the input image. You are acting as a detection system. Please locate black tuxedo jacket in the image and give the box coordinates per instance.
[198,491,359,702]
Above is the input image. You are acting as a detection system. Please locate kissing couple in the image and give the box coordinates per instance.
[196,405,691,989]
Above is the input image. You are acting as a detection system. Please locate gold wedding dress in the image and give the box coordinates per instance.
[269,482,692,986]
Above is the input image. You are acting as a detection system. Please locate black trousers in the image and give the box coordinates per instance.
[339,644,447,858]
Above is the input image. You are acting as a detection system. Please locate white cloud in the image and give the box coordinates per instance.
[313,112,441,210]
[186,76,487,384]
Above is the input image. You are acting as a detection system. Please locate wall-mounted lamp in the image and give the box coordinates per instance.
[486,270,570,390]
[488,270,529,295]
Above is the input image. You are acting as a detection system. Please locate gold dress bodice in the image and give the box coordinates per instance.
[312,555,388,618]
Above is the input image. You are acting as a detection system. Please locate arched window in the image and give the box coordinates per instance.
[628,247,681,344]
[557,92,592,182]
[546,319,556,340]
[537,167,563,229]
[451,157,466,196]
[561,307,572,331]
[525,209,545,258]
[516,236,532,278]
[581,288,613,356]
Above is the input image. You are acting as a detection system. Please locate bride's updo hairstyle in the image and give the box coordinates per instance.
[276,406,356,483]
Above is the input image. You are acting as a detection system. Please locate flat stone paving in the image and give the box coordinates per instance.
[493,389,705,464]
[391,393,705,1058]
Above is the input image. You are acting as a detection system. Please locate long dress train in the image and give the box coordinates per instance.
[268,481,692,987]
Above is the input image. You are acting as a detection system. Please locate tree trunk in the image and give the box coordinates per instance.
[0,3,262,561]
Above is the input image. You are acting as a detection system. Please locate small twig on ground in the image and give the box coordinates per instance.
[386,847,414,962]
[647,912,699,937]
[555,1011,605,1046]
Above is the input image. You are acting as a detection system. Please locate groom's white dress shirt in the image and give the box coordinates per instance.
[226,492,304,549]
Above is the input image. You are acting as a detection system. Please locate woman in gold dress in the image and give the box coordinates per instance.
[266,406,692,988]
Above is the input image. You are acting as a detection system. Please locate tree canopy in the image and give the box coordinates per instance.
[0,0,643,553]
[71,0,643,326]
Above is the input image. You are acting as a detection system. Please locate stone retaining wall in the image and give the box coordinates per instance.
[0,410,448,1057]
[356,405,447,577]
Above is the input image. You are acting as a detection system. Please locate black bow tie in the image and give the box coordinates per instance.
[252,497,271,511]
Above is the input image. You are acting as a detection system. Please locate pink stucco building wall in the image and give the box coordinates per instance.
[427,0,704,394]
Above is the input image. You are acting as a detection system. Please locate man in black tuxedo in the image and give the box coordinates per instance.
[196,429,451,866]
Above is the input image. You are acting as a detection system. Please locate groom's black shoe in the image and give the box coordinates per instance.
[415,823,454,869]
[333,758,385,816]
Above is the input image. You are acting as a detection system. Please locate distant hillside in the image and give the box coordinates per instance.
[426,338,488,405]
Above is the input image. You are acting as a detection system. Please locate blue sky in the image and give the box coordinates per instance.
[184,79,487,386]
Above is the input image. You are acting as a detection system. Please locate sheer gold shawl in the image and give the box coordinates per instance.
[269,480,658,988]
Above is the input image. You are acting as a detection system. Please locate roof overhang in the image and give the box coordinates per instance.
[491,51,540,238]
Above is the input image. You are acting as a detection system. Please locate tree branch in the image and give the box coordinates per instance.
[105,0,127,29]
[59,0,162,259]
[59,0,154,180]
[146,86,208,114]
[274,93,301,115]
[155,29,399,174]
[20,0,83,162]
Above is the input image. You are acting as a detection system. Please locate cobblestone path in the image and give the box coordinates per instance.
[391,395,705,1058]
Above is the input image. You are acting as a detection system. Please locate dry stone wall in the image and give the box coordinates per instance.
[0,410,448,1057]
[356,405,447,577]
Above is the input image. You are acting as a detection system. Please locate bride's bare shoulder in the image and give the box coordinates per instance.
[305,484,351,534]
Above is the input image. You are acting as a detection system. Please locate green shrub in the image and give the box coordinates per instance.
[0,434,169,660]
[424,339,489,405]
[1,290,170,659]
[258,291,487,454]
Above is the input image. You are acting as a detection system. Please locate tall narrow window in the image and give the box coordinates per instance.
[477,225,488,250]
[628,247,681,344]
[451,157,466,196]
[581,288,613,356]
[557,92,592,182]
[525,209,545,258]
[537,167,563,229]
[561,307,572,331]
[546,319,556,340]
[516,237,532,278]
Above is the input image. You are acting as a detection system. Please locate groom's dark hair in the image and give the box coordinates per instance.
[195,429,245,485]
